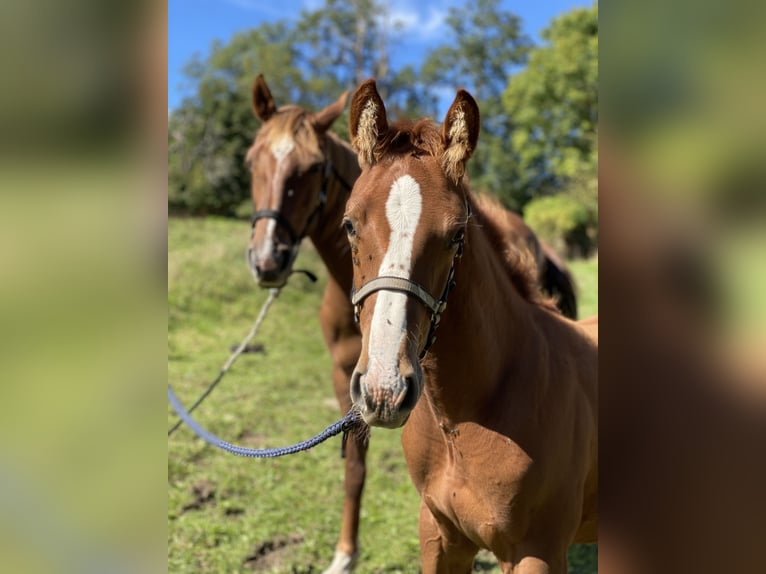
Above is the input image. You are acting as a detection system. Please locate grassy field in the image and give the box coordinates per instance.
[168,217,598,573]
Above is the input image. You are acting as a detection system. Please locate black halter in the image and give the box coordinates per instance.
[250,160,353,249]
[251,161,328,244]
[350,202,470,360]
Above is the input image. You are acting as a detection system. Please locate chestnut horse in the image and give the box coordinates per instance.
[245,75,580,572]
[246,75,363,574]
[344,79,598,573]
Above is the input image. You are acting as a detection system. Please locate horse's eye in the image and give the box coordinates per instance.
[343,218,356,238]
[451,229,465,246]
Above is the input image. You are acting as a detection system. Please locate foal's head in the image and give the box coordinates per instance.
[246,75,348,287]
[345,80,480,427]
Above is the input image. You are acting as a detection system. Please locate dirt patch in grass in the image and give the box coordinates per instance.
[181,479,216,513]
[243,534,305,572]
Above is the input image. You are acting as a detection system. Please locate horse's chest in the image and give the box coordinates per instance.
[421,434,534,548]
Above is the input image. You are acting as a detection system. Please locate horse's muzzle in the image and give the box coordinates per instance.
[247,245,291,287]
[349,368,422,428]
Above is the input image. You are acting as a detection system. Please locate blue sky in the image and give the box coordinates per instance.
[168,0,591,111]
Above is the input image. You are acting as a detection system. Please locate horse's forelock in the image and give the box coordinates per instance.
[251,107,323,166]
[375,119,444,161]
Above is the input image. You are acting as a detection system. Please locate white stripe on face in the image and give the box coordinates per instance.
[257,135,294,259]
[367,174,422,382]
[270,135,295,164]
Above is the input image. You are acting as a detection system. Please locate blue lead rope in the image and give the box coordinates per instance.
[168,385,360,458]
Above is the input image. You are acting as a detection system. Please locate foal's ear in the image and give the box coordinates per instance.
[252,74,277,122]
[442,90,480,182]
[311,90,349,133]
[349,79,388,168]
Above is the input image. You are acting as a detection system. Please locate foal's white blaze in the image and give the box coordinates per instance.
[367,174,422,385]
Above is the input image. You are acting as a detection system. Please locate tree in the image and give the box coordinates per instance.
[503,4,598,207]
[168,22,305,215]
[168,1,435,215]
[294,0,436,123]
[420,0,532,204]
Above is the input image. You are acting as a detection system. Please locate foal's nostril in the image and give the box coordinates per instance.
[399,374,420,413]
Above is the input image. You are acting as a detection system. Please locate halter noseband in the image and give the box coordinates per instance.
[350,201,469,360]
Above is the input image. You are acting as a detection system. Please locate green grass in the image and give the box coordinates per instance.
[168,217,598,573]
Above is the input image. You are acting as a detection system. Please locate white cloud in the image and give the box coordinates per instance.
[385,5,447,39]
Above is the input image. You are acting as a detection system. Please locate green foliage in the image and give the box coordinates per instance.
[168,218,598,572]
[169,2,599,220]
[568,545,598,574]
[524,185,598,259]
[502,5,598,207]
[168,1,437,216]
[168,22,301,216]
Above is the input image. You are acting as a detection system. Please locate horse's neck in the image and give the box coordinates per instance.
[424,222,540,422]
[309,134,360,293]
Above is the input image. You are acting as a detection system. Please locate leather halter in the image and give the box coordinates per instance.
[350,201,470,360]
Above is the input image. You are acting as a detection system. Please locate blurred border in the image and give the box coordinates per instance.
[601,1,766,572]
[4,0,766,572]
[0,1,167,572]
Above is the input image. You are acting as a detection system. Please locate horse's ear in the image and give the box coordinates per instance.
[442,89,480,182]
[252,74,277,122]
[311,90,349,133]
[349,79,388,168]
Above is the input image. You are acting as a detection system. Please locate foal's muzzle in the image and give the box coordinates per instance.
[349,364,422,428]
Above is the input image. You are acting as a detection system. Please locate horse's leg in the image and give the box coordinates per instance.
[418,500,477,574]
[319,280,364,574]
[498,539,569,574]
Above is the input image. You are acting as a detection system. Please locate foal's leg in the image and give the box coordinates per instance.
[419,500,477,574]
[498,540,569,574]
[319,280,365,574]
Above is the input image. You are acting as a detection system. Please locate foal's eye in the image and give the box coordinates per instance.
[342,218,356,238]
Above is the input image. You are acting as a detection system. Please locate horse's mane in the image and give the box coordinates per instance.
[470,194,558,312]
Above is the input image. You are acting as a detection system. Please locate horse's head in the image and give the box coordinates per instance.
[344,79,480,428]
[246,74,349,287]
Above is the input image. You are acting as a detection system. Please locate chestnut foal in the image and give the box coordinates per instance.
[344,80,598,573]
